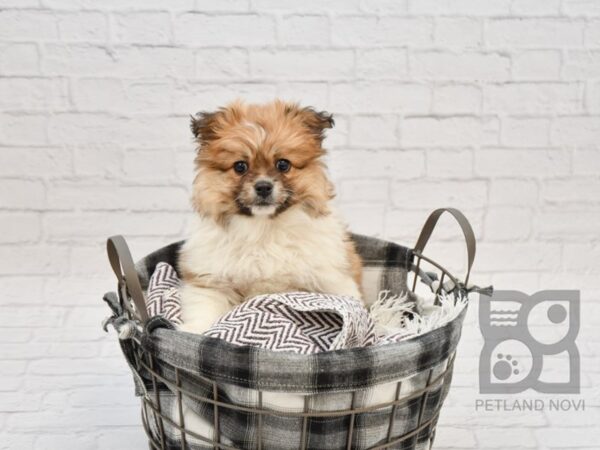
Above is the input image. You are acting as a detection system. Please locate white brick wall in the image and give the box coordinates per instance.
[0,1,599,448]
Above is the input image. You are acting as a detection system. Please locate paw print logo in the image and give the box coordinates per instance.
[493,353,519,380]
[479,290,580,394]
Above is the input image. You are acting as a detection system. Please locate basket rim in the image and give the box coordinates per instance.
[134,234,415,287]
[139,304,466,393]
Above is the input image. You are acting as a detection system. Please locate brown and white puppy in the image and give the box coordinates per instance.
[178,100,362,334]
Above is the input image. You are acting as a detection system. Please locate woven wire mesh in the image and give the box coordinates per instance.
[136,347,455,450]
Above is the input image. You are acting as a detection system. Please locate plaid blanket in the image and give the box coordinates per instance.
[105,234,467,449]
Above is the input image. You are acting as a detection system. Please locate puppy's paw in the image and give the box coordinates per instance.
[177,319,213,335]
[178,284,235,335]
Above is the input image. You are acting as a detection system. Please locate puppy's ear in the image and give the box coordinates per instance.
[294,106,335,142]
[191,102,245,145]
[190,111,220,145]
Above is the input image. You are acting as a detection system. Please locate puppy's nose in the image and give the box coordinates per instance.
[254,181,273,198]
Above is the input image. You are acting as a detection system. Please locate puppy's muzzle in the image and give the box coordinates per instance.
[254,181,273,199]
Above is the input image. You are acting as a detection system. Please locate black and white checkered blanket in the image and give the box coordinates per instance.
[105,234,468,449]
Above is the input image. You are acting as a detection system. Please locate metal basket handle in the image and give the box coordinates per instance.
[107,235,149,323]
[413,208,476,287]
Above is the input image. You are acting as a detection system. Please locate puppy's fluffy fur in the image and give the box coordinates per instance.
[178,100,362,334]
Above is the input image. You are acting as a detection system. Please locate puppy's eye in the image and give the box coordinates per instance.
[275,159,291,173]
[233,161,248,174]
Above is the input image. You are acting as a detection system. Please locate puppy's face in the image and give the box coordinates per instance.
[190,100,335,223]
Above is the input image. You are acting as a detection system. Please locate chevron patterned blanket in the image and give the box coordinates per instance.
[205,292,379,353]
[145,262,182,324]
[145,262,383,353]
[145,259,466,354]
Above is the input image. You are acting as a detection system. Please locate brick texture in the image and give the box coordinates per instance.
[0,1,598,448]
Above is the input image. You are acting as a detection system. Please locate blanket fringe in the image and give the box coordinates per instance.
[371,291,468,341]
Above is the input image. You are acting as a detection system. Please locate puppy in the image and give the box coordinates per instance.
[178,100,362,334]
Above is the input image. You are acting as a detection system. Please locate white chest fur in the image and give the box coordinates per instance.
[179,207,359,300]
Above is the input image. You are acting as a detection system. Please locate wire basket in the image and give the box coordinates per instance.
[103,208,480,450]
